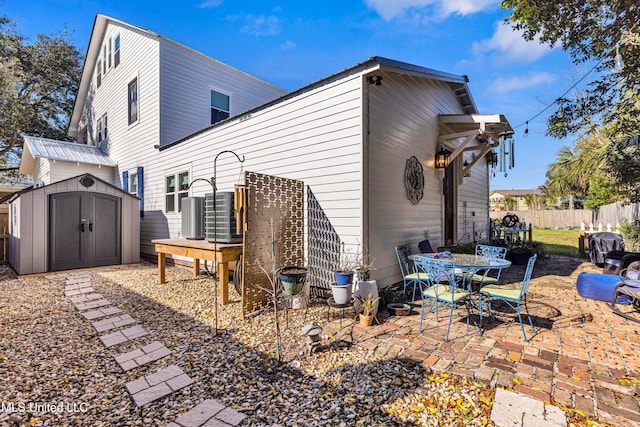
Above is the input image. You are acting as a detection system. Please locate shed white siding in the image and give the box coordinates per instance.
[137,69,366,258]
[158,40,286,146]
[367,70,469,286]
[48,161,116,186]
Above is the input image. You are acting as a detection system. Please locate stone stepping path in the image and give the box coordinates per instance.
[126,365,193,406]
[70,293,104,304]
[74,298,112,311]
[100,325,149,347]
[167,399,247,427]
[92,314,137,333]
[64,286,97,297]
[114,341,171,371]
[82,306,123,320]
[58,271,244,414]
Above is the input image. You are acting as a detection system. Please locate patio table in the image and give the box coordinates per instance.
[409,253,512,290]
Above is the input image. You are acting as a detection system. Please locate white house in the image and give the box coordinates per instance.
[17,14,513,286]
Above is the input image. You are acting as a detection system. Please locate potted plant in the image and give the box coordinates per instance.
[279,265,307,296]
[507,240,545,265]
[333,245,358,285]
[355,249,376,281]
[357,292,381,326]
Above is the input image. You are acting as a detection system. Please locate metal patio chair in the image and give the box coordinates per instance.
[471,244,509,286]
[610,261,640,323]
[414,255,476,342]
[395,245,428,302]
[479,254,537,342]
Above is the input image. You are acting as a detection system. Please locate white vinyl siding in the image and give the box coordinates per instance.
[135,71,364,257]
[367,71,475,286]
[158,39,286,145]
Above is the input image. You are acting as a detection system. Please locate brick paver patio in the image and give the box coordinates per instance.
[324,255,640,427]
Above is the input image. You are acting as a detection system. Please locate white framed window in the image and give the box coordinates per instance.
[129,172,138,195]
[103,45,107,74]
[165,170,189,213]
[108,37,112,69]
[128,78,138,125]
[96,60,102,88]
[97,117,103,142]
[114,34,121,67]
[210,89,230,124]
[96,113,108,143]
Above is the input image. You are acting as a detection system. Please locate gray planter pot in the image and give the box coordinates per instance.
[330,283,353,304]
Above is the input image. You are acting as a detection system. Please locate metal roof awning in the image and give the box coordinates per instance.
[438,114,513,175]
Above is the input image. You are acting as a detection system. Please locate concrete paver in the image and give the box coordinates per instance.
[92,314,137,333]
[125,365,193,406]
[100,325,149,347]
[170,399,247,427]
[82,306,123,320]
[114,341,171,371]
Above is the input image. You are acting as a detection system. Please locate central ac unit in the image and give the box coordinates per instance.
[205,192,243,243]
[181,197,205,239]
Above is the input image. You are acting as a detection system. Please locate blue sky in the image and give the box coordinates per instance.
[3,0,582,190]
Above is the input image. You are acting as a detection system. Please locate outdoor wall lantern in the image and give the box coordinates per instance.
[486,151,498,169]
[435,146,449,169]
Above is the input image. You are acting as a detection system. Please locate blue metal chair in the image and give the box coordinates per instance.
[394,245,428,302]
[414,255,477,342]
[471,244,509,285]
[479,254,537,342]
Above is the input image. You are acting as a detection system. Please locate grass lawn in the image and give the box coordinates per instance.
[532,228,581,256]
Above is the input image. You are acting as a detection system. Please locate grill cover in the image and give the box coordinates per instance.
[588,232,623,265]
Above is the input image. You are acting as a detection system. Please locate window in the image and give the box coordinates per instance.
[128,78,138,125]
[96,113,108,143]
[96,60,102,88]
[114,34,120,67]
[97,117,103,142]
[165,171,189,213]
[129,172,138,195]
[210,90,230,124]
[108,37,112,69]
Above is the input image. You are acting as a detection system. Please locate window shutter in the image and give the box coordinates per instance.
[137,166,144,217]
[122,171,129,192]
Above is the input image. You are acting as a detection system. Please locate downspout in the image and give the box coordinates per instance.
[362,75,370,257]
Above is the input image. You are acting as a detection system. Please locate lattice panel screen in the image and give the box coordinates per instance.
[307,187,341,294]
[242,172,304,318]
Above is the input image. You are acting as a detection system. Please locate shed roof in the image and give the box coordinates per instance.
[19,136,116,175]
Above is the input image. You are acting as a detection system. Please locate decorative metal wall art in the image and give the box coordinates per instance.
[404,156,424,205]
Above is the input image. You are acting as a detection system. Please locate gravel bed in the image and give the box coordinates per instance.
[0,262,496,426]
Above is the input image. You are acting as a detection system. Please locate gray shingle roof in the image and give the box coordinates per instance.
[23,136,116,167]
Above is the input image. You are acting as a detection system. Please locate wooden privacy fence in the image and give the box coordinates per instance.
[594,202,640,227]
[490,209,592,229]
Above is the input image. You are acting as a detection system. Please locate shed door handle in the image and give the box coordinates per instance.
[80,223,85,232]
[89,223,93,232]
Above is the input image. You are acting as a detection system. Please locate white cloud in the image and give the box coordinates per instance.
[490,72,559,93]
[238,14,281,36]
[472,21,553,62]
[280,40,296,51]
[364,0,495,21]
[197,0,222,9]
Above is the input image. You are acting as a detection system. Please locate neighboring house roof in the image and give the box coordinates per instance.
[69,14,284,135]
[490,189,544,197]
[160,55,478,151]
[19,136,117,175]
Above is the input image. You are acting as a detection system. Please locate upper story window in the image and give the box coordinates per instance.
[108,37,112,69]
[96,113,107,143]
[165,171,189,213]
[96,60,102,88]
[114,34,121,67]
[128,78,138,125]
[210,90,230,125]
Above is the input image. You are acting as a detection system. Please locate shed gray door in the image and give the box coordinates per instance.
[49,192,121,271]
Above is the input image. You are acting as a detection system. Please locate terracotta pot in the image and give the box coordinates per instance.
[359,314,374,326]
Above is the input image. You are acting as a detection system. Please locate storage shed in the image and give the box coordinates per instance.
[8,173,140,275]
